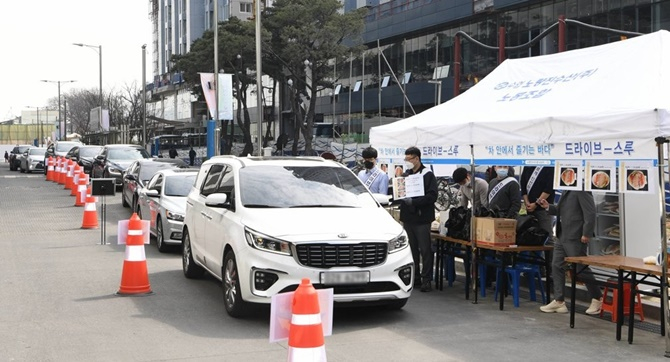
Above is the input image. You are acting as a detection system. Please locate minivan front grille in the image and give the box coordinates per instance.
[295,243,388,269]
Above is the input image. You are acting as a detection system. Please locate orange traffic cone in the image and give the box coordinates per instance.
[70,165,82,196]
[64,160,75,190]
[117,213,152,296]
[46,157,54,181]
[54,157,62,183]
[75,174,88,207]
[287,278,326,362]
[81,195,99,229]
[58,158,67,185]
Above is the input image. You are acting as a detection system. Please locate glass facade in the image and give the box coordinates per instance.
[332,0,670,102]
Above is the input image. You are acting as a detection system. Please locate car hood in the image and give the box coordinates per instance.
[160,196,187,214]
[29,155,45,162]
[240,207,403,243]
[108,160,134,171]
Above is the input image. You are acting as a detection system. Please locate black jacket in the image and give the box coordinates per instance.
[399,164,438,225]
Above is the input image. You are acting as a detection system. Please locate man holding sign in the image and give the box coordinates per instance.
[396,147,438,292]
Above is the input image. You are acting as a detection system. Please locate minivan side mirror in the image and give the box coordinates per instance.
[205,193,229,208]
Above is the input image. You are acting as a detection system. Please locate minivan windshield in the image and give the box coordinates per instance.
[239,166,377,208]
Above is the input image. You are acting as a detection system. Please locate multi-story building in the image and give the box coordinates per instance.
[148,0,670,144]
[148,0,267,133]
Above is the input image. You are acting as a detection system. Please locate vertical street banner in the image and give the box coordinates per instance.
[218,73,233,120]
[200,73,233,121]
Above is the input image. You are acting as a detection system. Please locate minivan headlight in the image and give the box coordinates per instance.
[388,231,408,253]
[245,227,292,256]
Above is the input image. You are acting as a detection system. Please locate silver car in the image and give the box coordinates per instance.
[137,168,198,252]
[19,147,47,173]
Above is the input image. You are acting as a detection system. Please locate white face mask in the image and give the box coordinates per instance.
[404,161,414,170]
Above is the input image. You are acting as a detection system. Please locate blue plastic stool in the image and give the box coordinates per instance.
[494,262,547,307]
[478,254,503,298]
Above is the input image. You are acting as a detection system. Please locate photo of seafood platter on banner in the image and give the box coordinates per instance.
[553,160,655,194]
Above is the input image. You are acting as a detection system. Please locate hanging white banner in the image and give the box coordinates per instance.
[218,73,233,120]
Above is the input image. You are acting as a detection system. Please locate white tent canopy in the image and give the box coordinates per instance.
[370,30,670,165]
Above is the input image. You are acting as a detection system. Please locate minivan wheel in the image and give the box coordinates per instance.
[223,250,249,318]
[182,230,204,278]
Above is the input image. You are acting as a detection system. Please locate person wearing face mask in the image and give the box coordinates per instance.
[357,147,389,194]
[398,146,438,292]
[452,167,489,209]
[487,165,521,219]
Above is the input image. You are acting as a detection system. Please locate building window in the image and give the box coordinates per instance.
[240,2,252,13]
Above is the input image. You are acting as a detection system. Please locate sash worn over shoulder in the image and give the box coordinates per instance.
[488,177,518,203]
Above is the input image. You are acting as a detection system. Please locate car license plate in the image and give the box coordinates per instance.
[320,271,370,285]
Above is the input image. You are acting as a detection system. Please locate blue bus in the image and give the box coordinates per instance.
[151,134,207,157]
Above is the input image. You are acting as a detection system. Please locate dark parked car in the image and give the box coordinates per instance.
[9,145,32,171]
[65,145,103,174]
[122,158,188,212]
[91,144,151,187]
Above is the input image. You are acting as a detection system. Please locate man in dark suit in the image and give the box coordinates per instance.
[537,191,603,314]
[398,147,438,292]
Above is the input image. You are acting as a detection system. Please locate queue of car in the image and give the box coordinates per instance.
[9,144,414,318]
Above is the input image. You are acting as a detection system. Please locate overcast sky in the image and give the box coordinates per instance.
[2,0,153,120]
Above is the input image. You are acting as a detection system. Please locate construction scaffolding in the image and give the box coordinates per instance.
[0,124,57,145]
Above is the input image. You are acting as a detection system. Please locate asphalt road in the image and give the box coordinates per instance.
[0,161,666,361]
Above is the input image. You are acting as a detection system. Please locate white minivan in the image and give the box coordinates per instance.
[182,156,414,317]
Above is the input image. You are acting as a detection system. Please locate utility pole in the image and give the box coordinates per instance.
[255,0,263,155]
[41,80,76,140]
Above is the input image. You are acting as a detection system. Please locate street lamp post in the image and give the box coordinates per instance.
[73,43,103,139]
[142,44,147,149]
[41,80,76,140]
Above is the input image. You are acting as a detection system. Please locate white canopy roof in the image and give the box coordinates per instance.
[370,30,670,165]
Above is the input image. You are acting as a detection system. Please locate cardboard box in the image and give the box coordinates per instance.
[474,217,517,246]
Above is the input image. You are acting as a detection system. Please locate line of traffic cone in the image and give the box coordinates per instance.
[117,213,152,296]
[287,278,327,362]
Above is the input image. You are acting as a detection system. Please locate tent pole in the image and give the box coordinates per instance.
[657,137,670,357]
[558,15,566,52]
[470,145,478,304]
